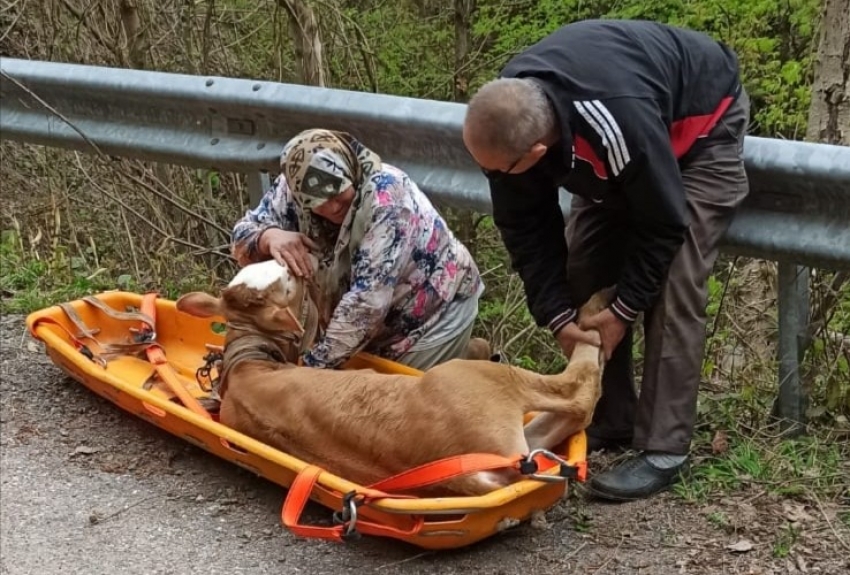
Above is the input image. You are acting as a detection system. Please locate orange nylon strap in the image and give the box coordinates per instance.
[29,316,108,367]
[281,465,425,542]
[30,316,88,347]
[139,293,212,420]
[282,466,346,541]
[368,452,524,493]
[279,439,584,542]
[279,451,554,542]
[280,447,575,541]
[56,302,102,342]
[81,295,155,325]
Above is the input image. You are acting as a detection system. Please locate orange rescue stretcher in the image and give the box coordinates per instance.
[26,290,588,550]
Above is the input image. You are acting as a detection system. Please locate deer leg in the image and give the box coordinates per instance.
[522,340,604,450]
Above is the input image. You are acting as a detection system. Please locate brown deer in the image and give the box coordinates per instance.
[176,259,608,496]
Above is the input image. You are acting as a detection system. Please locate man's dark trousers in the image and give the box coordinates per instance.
[566,89,751,455]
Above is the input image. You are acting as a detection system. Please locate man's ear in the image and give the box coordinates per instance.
[176,293,222,318]
[528,142,548,162]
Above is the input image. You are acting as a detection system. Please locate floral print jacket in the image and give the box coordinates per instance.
[231,164,483,368]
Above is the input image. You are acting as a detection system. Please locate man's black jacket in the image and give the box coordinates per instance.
[489,19,741,333]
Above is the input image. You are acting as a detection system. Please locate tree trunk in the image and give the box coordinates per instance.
[279,0,325,87]
[119,0,147,69]
[452,0,477,256]
[805,0,850,144]
[201,0,215,74]
[801,0,850,417]
[453,0,475,102]
[179,0,197,74]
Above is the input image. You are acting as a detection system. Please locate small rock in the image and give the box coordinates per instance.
[74,445,101,455]
[529,510,549,530]
[195,495,205,502]
[783,502,814,524]
[711,430,729,454]
[726,539,754,553]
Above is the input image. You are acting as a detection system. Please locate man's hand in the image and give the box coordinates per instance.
[555,322,602,359]
[259,228,318,278]
[579,308,628,360]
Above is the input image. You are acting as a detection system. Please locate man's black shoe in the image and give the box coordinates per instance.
[586,434,633,453]
[586,453,689,501]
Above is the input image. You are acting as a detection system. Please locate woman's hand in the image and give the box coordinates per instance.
[259,228,318,278]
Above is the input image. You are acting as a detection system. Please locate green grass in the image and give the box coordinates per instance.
[772,523,801,558]
[0,228,218,314]
[0,234,122,314]
[674,432,849,504]
[706,510,731,530]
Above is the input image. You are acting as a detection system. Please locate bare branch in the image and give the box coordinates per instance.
[59,0,125,63]
[71,152,209,253]
[121,167,232,237]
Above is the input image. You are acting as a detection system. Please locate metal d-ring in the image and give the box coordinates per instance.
[333,491,361,539]
[522,449,571,483]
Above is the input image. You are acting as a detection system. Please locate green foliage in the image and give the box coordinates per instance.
[706,510,730,530]
[0,228,120,314]
[350,0,821,138]
[674,433,848,504]
[773,523,802,558]
[0,224,220,314]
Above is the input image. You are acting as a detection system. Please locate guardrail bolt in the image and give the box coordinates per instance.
[205,79,214,87]
[210,138,219,145]
[256,143,265,150]
[252,83,261,92]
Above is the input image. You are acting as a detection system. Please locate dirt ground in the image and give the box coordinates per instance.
[1,313,848,575]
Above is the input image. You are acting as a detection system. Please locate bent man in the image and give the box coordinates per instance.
[463,19,750,500]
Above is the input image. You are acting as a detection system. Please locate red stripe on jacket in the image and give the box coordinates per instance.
[574,135,608,179]
[670,96,734,158]
[573,95,735,179]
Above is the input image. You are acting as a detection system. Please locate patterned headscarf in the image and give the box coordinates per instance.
[280,129,384,317]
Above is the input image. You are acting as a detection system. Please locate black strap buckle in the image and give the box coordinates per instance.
[332,491,362,540]
[520,449,572,483]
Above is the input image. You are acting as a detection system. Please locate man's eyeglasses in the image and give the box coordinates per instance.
[480,153,524,179]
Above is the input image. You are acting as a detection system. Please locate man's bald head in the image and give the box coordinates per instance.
[463,77,557,161]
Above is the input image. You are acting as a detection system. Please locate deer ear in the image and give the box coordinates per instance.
[270,307,304,333]
[176,292,222,318]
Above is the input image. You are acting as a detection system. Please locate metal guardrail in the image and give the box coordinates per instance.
[2,58,849,427]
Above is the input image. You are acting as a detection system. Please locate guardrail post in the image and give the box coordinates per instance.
[246,172,271,206]
[775,262,810,433]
